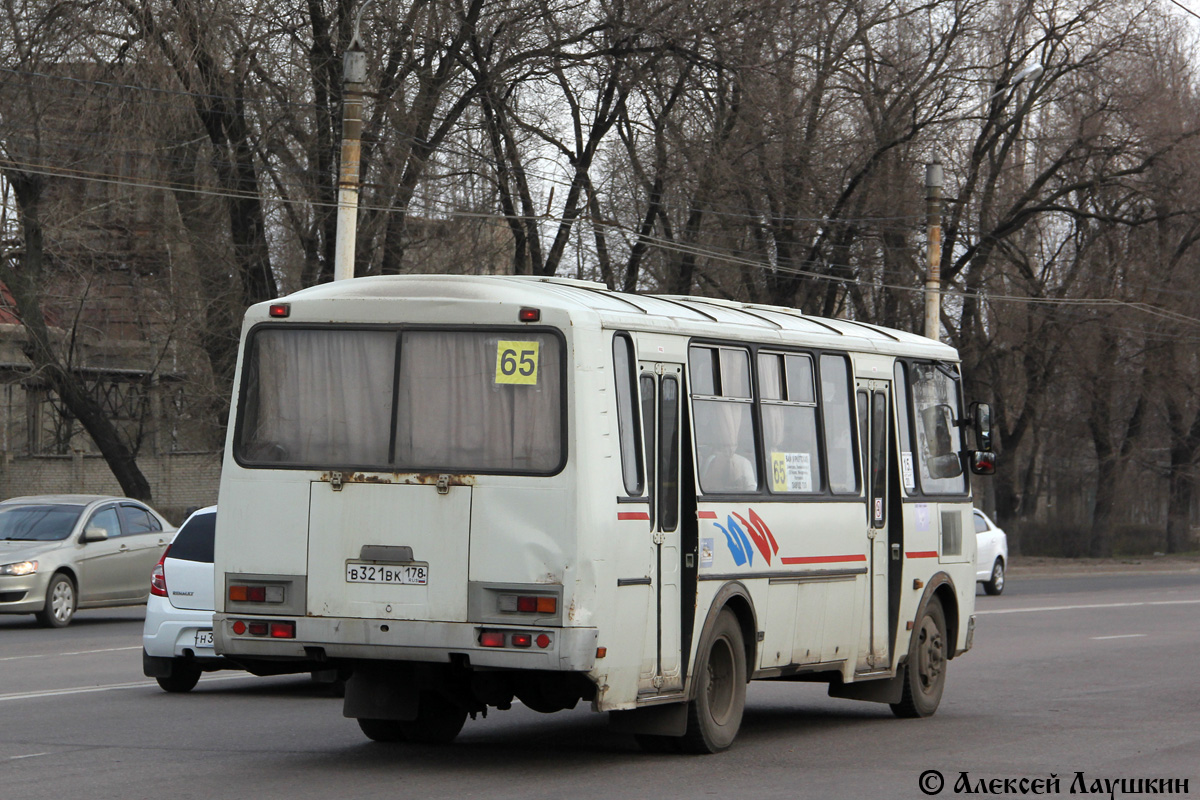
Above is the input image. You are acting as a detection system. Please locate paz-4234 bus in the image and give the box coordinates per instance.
[212,275,994,753]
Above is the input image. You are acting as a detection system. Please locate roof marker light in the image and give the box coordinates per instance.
[269,303,291,318]
[518,307,540,322]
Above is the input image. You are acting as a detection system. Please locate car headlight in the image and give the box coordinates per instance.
[1,560,38,576]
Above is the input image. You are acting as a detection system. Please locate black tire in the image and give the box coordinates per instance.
[35,573,76,628]
[358,718,408,742]
[156,662,202,693]
[983,559,1005,595]
[891,597,948,719]
[399,692,467,744]
[679,608,747,754]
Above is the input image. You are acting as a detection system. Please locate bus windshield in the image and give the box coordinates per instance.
[235,328,563,473]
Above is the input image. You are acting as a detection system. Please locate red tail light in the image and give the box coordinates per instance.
[269,621,295,639]
[149,546,171,597]
[480,631,505,647]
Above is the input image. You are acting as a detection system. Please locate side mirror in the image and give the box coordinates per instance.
[970,450,996,475]
[83,526,109,543]
[970,402,993,452]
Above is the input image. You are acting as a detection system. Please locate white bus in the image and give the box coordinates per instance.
[213,275,994,753]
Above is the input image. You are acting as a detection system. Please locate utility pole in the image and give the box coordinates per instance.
[333,3,372,281]
[923,158,943,340]
[919,63,1041,338]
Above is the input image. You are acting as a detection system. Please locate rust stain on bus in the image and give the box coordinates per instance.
[319,471,476,487]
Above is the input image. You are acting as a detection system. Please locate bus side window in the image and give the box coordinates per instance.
[760,352,821,494]
[640,375,657,528]
[894,361,917,493]
[820,354,859,494]
[613,334,643,496]
[690,346,758,494]
[659,376,680,531]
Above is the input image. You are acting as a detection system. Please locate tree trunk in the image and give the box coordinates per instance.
[3,170,153,501]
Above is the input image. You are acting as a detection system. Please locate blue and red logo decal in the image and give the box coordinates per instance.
[713,509,779,567]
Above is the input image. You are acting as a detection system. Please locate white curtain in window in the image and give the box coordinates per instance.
[394,332,561,471]
[243,329,396,465]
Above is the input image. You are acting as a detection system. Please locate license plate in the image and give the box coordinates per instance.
[346,563,428,585]
[195,630,214,648]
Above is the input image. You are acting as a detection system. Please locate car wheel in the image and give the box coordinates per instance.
[35,573,76,628]
[679,608,747,753]
[156,662,202,693]
[983,559,1005,595]
[891,597,948,719]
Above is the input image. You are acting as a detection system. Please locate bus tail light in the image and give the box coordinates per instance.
[229,584,285,603]
[270,621,296,639]
[499,594,556,614]
[230,619,295,638]
[478,630,552,650]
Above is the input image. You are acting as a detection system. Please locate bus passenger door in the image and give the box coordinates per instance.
[856,381,891,672]
[638,362,684,695]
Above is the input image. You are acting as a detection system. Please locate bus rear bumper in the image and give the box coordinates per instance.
[214,613,598,672]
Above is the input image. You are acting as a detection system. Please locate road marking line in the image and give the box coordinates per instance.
[0,673,252,703]
[0,646,141,663]
[8,753,49,760]
[977,599,1200,616]
[1091,634,1148,640]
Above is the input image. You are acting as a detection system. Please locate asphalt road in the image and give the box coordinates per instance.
[2,571,1198,800]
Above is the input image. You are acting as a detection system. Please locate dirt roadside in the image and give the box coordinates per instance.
[1006,554,1200,579]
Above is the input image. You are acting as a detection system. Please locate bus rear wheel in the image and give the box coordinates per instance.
[400,693,467,744]
[891,597,947,719]
[358,718,407,742]
[680,608,746,753]
[358,692,466,745]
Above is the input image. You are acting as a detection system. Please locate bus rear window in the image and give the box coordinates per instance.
[236,328,563,474]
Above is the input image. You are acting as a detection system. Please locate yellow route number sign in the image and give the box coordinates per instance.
[495,341,540,385]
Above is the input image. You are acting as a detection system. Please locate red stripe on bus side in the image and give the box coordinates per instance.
[780,554,868,565]
[906,551,939,559]
[617,511,650,521]
[697,511,718,520]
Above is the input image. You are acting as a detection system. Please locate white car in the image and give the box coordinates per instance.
[142,506,338,692]
[974,509,1009,595]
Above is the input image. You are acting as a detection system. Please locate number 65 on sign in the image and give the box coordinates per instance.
[495,341,540,385]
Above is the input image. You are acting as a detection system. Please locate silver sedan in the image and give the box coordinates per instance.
[0,495,175,627]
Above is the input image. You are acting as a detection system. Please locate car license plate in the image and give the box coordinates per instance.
[346,563,428,585]
[195,630,214,648]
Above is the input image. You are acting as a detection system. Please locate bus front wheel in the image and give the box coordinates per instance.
[891,597,947,719]
[680,608,747,753]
